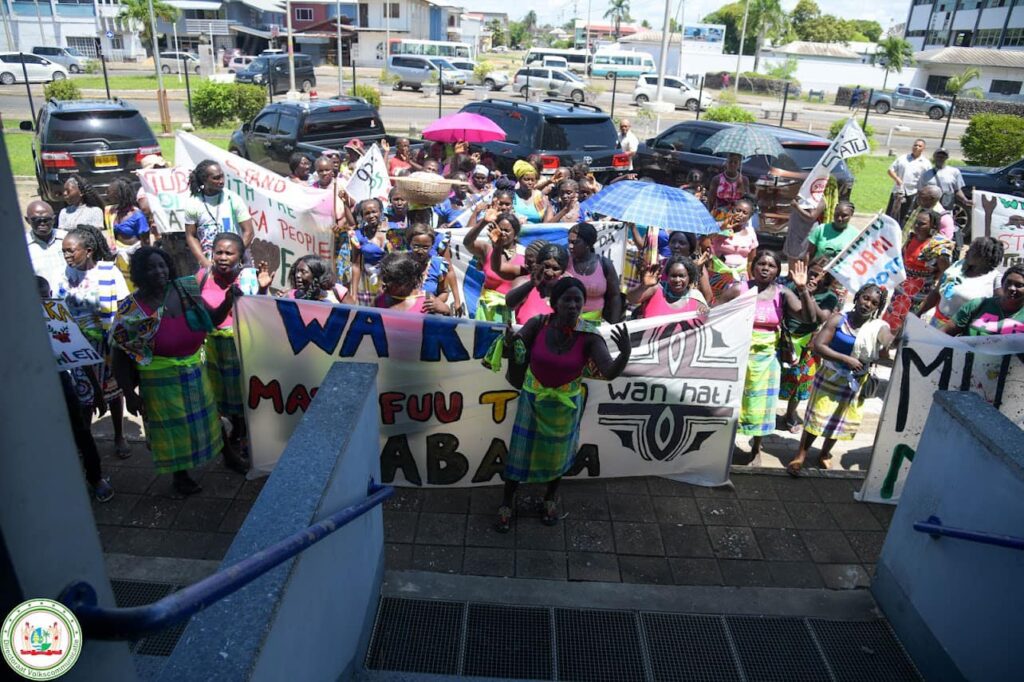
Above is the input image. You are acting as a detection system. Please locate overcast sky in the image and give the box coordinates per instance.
[472,0,910,34]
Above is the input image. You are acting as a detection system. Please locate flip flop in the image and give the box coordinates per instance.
[786,461,803,478]
[785,417,803,434]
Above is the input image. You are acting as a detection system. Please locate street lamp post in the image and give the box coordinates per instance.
[147,0,172,133]
[335,0,343,96]
[286,0,295,94]
[733,0,749,95]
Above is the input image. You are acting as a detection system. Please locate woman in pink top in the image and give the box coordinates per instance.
[506,243,569,325]
[567,222,622,323]
[718,250,814,459]
[707,197,759,299]
[707,153,749,217]
[496,278,632,531]
[631,256,710,324]
[374,252,429,314]
[110,247,239,496]
[463,206,527,322]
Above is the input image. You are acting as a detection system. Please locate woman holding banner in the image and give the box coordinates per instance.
[110,247,241,495]
[882,209,954,334]
[788,284,894,475]
[463,206,526,322]
[567,222,623,323]
[496,278,632,531]
[717,250,814,459]
[943,264,1024,336]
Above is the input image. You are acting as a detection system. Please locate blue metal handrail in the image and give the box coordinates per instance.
[913,515,1024,551]
[58,480,394,640]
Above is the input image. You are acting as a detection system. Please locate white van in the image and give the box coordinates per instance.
[589,51,656,79]
[542,56,569,70]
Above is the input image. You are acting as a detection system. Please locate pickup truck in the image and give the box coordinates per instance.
[869,86,951,119]
[228,98,387,176]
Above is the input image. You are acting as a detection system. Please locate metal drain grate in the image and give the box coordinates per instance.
[554,608,646,682]
[641,613,741,682]
[726,616,832,682]
[365,597,464,675]
[809,619,923,682]
[110,579,186,657]
[463,603,553,680]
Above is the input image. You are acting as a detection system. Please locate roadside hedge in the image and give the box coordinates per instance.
[961,113,1024,166]
[190,81,268,127]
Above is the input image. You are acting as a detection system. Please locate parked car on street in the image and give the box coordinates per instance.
[228,97,387,176]
[632,120,854,244]
[458,99,629,181]
[159,51,201,74]
[32,46,88,73]
[951,157,1024,236]
[869,86,951,119]
[0,52,68,84]
[632,74,713,112]
[222,47,242,67]
[386,55,465,94]
[448,59,509,91]
[234,53,316,95]
[513,67,588,103]
[227,55,256,73]
[20,98,161,207]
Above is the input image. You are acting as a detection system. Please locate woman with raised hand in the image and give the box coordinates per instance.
[463,205,526,322]
[788,284,894,475]
[567,222,622,323]
[629,255,710,325]
[506,243,570,325]
[197,233,265,472]
[406,223,460,316]
[110,247,240,495]
[284,255,349,303]
[348,198,389,306]
[104,178,151,289]
[496,278,632,531]
[183,160,254,268]
[717,250,814,459]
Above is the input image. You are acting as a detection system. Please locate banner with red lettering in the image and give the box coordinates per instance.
[171,132,335,290]
[826,214,906,293]
[235,292,758,487]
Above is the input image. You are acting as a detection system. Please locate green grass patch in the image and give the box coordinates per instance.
[71,74,186,90]
[850,155,892,214]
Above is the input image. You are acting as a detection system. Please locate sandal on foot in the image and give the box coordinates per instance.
[541,500,559,526]
[495,506,512,533]
[817,457,832,470]
[786,460,803,478]
[785,416,803,434]
[173,473,203,496]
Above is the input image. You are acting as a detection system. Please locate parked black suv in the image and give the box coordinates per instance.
[458,99,629,180]
[229,97,387,176]
[633,120,854,244]
[234,53,316,96]
[21,98,161,206]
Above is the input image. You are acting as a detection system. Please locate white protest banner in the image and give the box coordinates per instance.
[827,214,906,292]
[137,167,191,234]
[344,144,391,204]
[972,190,1024,266]
[797,117,870,209]
[235,292,757,487]
[858,314,1024,505]
[42,299,102,369]
[173,132,335,290]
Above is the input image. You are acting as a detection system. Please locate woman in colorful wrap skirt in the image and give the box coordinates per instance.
[718,250,815,459]
[788,284,894,475]
[463,206,526,322]
[197,233,266,473]
[110,247,240,496]
[567,222,623,323]
[882,209,954,334]
[496,278,632,531]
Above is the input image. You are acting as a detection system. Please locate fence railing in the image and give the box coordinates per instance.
[913,515,1024,552]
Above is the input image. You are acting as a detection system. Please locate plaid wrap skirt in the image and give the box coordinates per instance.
[803,360,869,441]
[738,330,781,436]
[505,370,584,483]
[204,329,244,418]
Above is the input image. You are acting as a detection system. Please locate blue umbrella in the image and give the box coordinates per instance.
[580,181,720,234]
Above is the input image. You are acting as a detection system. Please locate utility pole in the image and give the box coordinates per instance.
[286,0,295,94]
[32,0,46,47]
[734,0,749,95]
[1,0,16,51]
[384,1,390,69]
[585,0,591,52]
[335,0,343,96]
[147,0,172,133]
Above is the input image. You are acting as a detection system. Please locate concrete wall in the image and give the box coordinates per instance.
[159,362,384,682]
[873,391,1024,682]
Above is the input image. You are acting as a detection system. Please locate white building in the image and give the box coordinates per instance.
[904,0,1024,52]
[0,0,147,59]
[909,46,1024,100]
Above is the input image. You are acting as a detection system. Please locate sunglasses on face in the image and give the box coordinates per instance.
[30,216,54,225]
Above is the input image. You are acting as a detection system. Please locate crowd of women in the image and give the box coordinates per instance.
[25,138,1024,531]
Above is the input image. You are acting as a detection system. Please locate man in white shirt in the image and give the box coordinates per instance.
[917,148,972,211]
[24,201,67,291]
[618,118,639,171]
[886,138,930,224]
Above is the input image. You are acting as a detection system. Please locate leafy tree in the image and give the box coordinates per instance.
[798,15,851,43]
[604,0,631,39]
[508,21,530,48]
[945,67,983,98]
[669,17,681,33]
[523,11,538,32]
[875,36,915,89]
[850,19,882,42]
[789,0,820,33]
[764,57,798,80]
[750,0,789,72]
[117,0,180,56]
[961,113,1024,166]
[703,2,754,55]
[487,19,506,47]
[641,19,651,28]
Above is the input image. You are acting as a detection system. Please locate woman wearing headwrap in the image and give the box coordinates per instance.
[512,160,553,224]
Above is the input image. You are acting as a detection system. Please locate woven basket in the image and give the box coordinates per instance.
[390,172,464,206]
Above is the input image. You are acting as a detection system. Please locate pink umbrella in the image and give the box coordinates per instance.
[421,112,506,144]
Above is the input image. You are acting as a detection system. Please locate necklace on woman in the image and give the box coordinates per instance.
[551,324,576,351]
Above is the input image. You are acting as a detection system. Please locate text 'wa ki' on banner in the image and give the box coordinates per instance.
[235,291,757,487]
[168,132,336,290]
[859,314,1024,505]
[827,214,906,293]
[447,221,628,317]
[973,190,1024,266]
[43,299,102,369]
[797,117,870,209]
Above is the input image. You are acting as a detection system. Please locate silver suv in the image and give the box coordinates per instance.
[32,46,87,73]
[387,55,466,94]
[513,67,588,103]
[449,59,509,91]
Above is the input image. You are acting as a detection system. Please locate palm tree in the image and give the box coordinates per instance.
[875,36,915,90]
[117,0,180,57]
[945,66,983,98]
[751,0,788,73]
[486,19,506,47]
[604,0,631,40]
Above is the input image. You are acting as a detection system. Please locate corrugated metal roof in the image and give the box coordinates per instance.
[769,41,861,59]
[619,30,681,44]
[914,47,1024,68]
